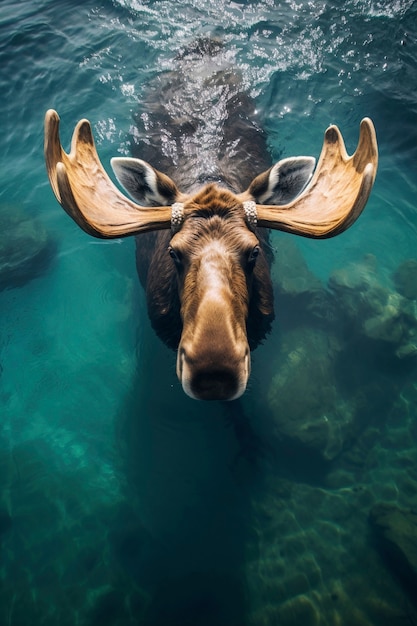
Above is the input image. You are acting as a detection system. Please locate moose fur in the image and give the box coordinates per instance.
[112,39,313,399]
[44,38,378,400]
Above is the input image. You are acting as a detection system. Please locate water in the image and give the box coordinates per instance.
[1,1,417,624]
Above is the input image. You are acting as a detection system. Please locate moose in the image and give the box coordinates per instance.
[44,40,378,401]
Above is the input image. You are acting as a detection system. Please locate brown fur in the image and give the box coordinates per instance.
[132,40,276,359]
[44,39,377,399]
[128,39,277,398]
[136,190,274,352]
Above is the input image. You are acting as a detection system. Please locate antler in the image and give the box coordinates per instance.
[45,110,377,240]
[44,109,172,238]
[255,118,378,238]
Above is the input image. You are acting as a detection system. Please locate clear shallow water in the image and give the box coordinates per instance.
[1,1,417,625]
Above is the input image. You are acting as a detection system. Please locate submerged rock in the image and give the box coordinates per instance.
[264,248,417,462]
[0,204,55,291]
[369,502,417,602]
[329,254,417,361]
[272,238,332,324]
[328,254,384,324]
[271,594,320,626]
[265,242,364,460]
[273,239,323,300]
[392,259,417,300]
[266,325,359,461]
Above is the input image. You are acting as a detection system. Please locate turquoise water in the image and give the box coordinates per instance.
[1,0,417,624]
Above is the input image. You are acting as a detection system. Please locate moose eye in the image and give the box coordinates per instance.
[168,246,182,267]
[248,245,260,265]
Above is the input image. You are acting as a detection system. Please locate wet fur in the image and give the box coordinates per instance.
[131,39,275,351]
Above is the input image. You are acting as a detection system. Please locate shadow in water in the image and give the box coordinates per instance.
[113,327,259,626]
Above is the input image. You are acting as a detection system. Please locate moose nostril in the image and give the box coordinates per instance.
[190,369,239,401]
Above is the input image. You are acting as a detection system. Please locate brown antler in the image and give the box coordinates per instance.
[44,109,172,238]
[255,118,378,238]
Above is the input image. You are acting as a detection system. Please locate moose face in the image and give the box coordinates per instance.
[108,156,315,400]
[168,195,262,400]
[44,110,378,400]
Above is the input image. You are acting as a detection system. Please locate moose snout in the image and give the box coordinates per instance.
[177,344,250,401]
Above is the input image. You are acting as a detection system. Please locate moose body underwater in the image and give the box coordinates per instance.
[44,39,378,401]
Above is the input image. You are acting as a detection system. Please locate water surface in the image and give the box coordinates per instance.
[1,1,417,624]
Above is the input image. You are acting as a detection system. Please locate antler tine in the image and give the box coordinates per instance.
[256,118,378,238]
[44,110,172,238]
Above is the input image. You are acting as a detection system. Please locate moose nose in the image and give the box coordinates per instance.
[177,347,250,401]
[189,368,240,401]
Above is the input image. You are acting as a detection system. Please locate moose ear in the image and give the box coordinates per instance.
[247,156,316,205]
[111,157,178,206]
